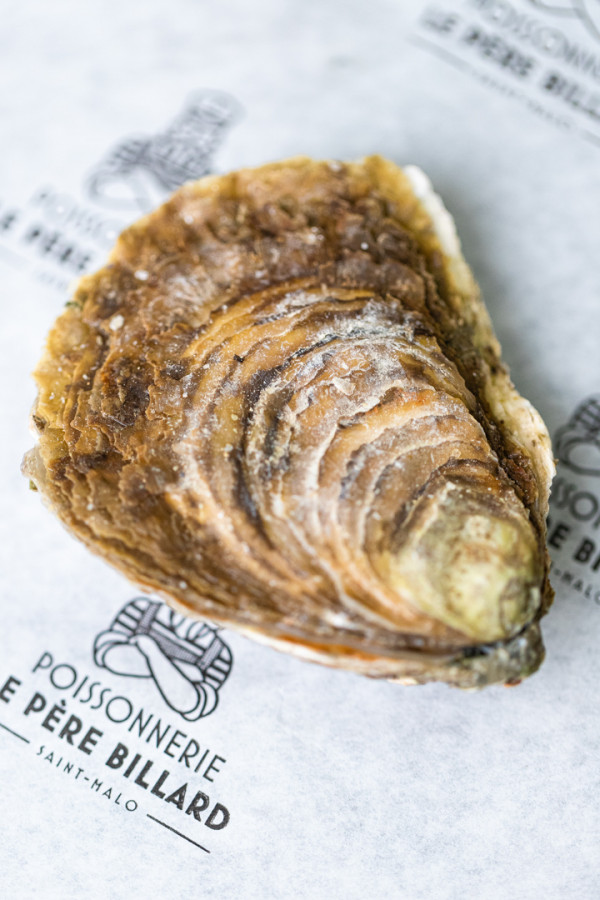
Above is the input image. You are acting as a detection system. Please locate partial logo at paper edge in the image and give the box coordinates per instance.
[0,87,243,293]
[554,394,600,477]
[85,89,243,213]
[93,598,233,721]
[527,1,600,42]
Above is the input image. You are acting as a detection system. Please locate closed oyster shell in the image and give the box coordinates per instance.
[23,156,554,688]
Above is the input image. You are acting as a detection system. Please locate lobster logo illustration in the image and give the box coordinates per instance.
[93,598,233,720]
[527,0,600,41]
[86,90,242,212]
[554,394,600,477]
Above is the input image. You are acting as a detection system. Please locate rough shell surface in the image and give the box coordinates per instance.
[23,156,555,688]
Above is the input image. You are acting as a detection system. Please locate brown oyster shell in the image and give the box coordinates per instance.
[23,156,554,688]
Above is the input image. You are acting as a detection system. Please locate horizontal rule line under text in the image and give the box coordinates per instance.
[146,814,210,853]
[0,720,30,743]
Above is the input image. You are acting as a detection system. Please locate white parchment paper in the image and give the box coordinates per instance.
[2,1,600,897]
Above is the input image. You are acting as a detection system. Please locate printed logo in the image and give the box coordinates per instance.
[548,394,600,602]
[0,88,242,293]
[554,394,600,477]
[527,0,600,42]
[0,596,234,848]
[86,90,242,212]
[412,2,600,155]
[93,598,232,720]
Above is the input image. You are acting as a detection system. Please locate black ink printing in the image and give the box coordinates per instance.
[94,598,233,721]
[554,394,600,477]
[86,90,241,212]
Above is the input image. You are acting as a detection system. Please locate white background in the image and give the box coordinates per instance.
[2,1,600,897]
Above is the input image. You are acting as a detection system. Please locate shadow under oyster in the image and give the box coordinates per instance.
[23,156,555,688]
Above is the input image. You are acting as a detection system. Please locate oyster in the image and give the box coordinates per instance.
[23,156,554,688]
